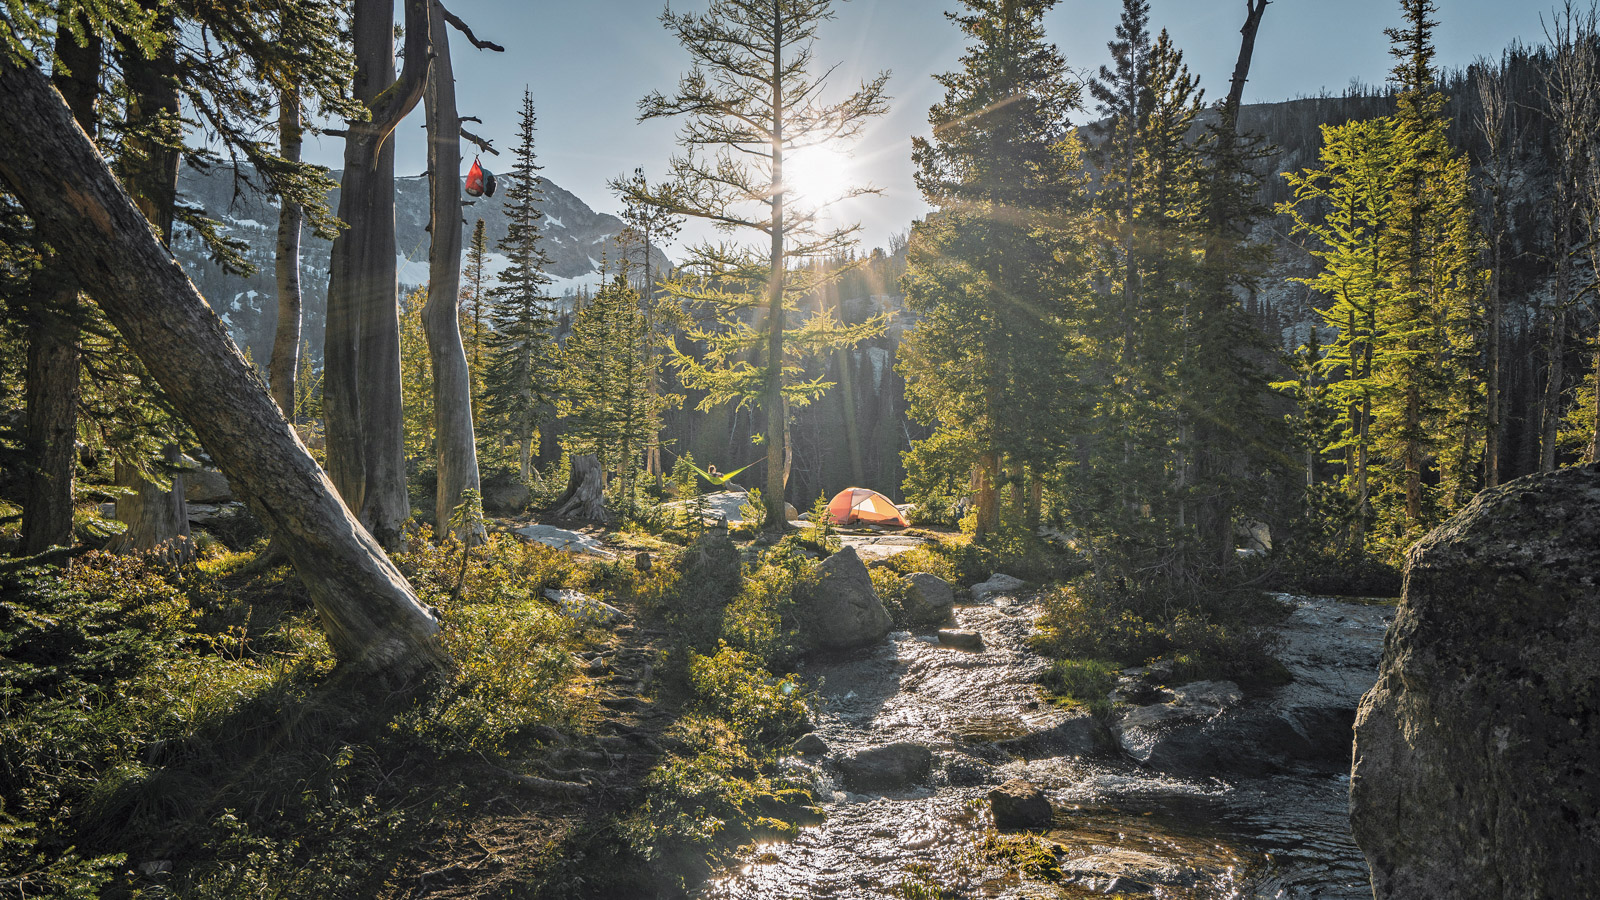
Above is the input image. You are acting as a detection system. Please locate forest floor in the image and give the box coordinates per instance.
[2,498,1384,899]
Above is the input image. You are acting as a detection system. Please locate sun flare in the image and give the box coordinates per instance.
[782,144,855,206]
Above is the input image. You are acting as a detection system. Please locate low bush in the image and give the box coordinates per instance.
[621,715,815,890]
[0,531,598,899]
[1040,658,1121,718]
[1032,577,1291,691]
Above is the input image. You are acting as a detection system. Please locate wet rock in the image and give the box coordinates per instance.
[544,589,628,627]
[837,741,932,791]
[1113,679,1317,774]
[987,778,1053,829]
[799,546,893,651]
[1352,465,1600,900]
[937,629,984,651]
[970,573,1024,602]
[1170,680,1242,708]
[1059,849,1192,893]
[793,733,829,756]
[902,572,955,624]
[942,755,998,787]
[995,713,1114,759]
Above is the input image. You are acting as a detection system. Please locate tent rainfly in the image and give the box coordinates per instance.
[826,487,909,528]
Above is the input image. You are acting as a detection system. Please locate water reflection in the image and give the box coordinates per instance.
[702,592,1378,899]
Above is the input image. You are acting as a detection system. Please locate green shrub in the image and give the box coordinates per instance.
[686,645,809,744]
[869,565,910,625]
[622,715,815,890]
[1032,577,1291,689]
[1040,658,1120,718]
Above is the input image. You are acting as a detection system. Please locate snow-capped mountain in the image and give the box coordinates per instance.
[172,164,670,366]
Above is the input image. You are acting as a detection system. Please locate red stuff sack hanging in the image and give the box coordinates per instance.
[465,156,486,196]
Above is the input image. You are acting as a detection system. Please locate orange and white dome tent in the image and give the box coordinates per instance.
[826,487,909,527]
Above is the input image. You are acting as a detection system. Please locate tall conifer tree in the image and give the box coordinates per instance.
[626,0,889,528]
[900,0,1087,542]
[481,90,558,483]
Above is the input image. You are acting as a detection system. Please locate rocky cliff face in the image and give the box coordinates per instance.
[172,165,669,367]
[1350,464,1600,899]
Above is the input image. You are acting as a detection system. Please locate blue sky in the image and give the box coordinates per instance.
[303,0,1557,255]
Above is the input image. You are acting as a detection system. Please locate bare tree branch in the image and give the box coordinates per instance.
[438,2,506,52]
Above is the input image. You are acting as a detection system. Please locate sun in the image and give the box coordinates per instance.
[782,143,855,207]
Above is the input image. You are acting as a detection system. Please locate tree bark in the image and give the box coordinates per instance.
[1193,0,1270,569]
[423,0,483,539]
[113,10,190,560]
[324,0,431,549]
[762,7,788,530]
[104,447,191,561]
[1541,306,1566,472]
[269,85,304,421]
[0,52,451,682]
[551,453,609,523]
[19,17,98,556]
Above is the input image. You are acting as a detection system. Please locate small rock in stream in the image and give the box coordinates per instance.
[969,573,1025,602]
[836,742,933,791]
[937,629,984,651]
[995,713,1115,759]
[987,777,1053,829]
[792,733,829,755]
[943,755,999,786]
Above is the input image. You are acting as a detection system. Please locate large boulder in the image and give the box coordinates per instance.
[901,572,955,624]
[836,742,932,791]
[1351,465,1600,900]
[799,546,892,651]
[183,469,233,504]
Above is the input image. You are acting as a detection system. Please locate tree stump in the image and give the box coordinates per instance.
[551,453,610,523]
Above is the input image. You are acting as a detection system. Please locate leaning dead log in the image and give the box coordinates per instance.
[0,54,450,683]
[550,453,610,523]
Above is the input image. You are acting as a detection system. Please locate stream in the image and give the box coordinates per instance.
[700,586,1393,899]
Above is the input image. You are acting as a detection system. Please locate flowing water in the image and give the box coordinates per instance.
[701,589,1392,900]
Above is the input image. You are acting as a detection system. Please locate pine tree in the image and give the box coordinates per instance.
[463,219,491,378]
[1281,116,1397,554]
[460,218,500,468]
[1076,3,1214,574]
[1373,0,1483,544]
[323,0,432,549]
[1185,0,1278,570]
[626,0,890,528]
[481,90,559,484]
[561,272,669,517]
[900,0,1087,542]
[1281,0,1486,556]
[609,168,686,484]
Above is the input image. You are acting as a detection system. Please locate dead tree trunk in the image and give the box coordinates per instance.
[423,0,499,538]
[0,52,451,682]
[551,453,609,523]
[269,85,304,420]
[1193,0,1270,569]
[324,0,430,549]
[19,16,98,556]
